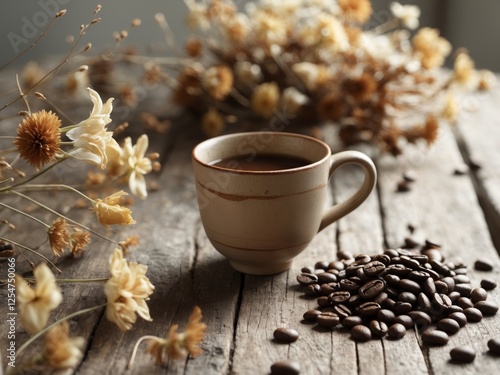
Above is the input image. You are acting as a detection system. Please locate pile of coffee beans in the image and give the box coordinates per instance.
[296,244,498,344]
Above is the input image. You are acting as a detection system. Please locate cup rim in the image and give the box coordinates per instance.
[192,131,331,174]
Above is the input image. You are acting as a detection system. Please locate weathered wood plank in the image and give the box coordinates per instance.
[378,125,500,375]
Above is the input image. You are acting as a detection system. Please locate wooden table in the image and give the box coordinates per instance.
[1,85,500,375]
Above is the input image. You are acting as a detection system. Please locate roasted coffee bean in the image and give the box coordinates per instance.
[345,265,364,277]
[434,280,449,294]
[400,256,420,269]
[271,360,301,375]
[423,249,443,263]
[303,309,322,321]
[418,293,432,312]
[387,323,406,339]
[372,292,389,306]
[385,286,400,299]
[487,338,500,355]
[329,291,351,304]
[304,284,321,297]
[436,318,460,335]
[341,316,363,328]
[403,237,420,248]
[317,296,331,307]
[352,254,371,265]
[364,261,386,276]
[387,264,411,276]
[369,320,388,338]
[355,302,381,316]
[398,292,417,305]
[441,277,455,292]
[384,249,399,258]
[409,311,432,331]
[347,294,363,308]
[315,261,330,270]
[351,325,372,342]
[328,261,345,271]
[393,301,413,315]
[337,250,353,260]
[480,278,497,291]
[448,312,467,327]
[474,300,499,316]
[398,279,421,293]
[356,268,371,281]
[453,274,470,284]
[454,267,468,275]
[423,278,437,296]
[301,267,313,273]
[474,259,494,271]
[384,298,397,310]
[297,273,318,286]
[273,328,299,343]
[359,280,385,299]
[317,312,340,328]
[454,283,473,297]
[339,279,360,292]
[448,291,461,303]
[432,293,452,311]
[470,288,488,303]
[463,307,483,322]
[337,270,347,279]
[421,330,449,346]
[384,274,400,286]
[411,254,429,264]
[317,272,337,284]
[444,305,463,315]
[408,270,429,282]
[394,315,414,329]
[333,304,352,320]
[372,254,391,266]
[377,309,396,324]
[450,346,476,363]
[320,283,339,296]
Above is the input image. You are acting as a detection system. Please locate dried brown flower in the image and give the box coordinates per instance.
[203,65,234,100]
[172,66,202,106]
[251,82,280,119]
[119,235,139,255]
[48,218,69,256]
[423,115,439,144]
[93,191,136,227]
[14,110,62,170]
[69,229,91,257]
[185,38,203,58]
[317,93,344,121]
[343,73,378,102]
[201,108,225,138]
[339,0,373,23]
[43,321,85,369]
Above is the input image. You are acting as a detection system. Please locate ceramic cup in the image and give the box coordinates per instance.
[192,132,377,275]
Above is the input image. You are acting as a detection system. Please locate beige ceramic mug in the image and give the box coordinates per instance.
[192,132,377,275]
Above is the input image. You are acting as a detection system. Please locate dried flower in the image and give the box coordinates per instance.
[234,61,263,87]
[120,135,153,199]
[412,27,451,69]
[173,66,202,106]
[14,110,62,170]
[442,92,459,123]
[43,321,85,369]
[477,69,497,91]
[48,218,69,256]
[93,191,136,226]
[104,248,154,331]
[390,2,420,29]
[343,73,378,102]
[16,263,63,334]
[185,38,203,57]
[282,87,309,115]
[201,108,225,138]
[69,228,91,257]
[251,82,280,118]
[186,2,210,30]
[252,10,289,47]
[454,52,475,85]
[119,235,139,255]
[338,0,372,23]
[66,88,121,169]
[203,65,234,100]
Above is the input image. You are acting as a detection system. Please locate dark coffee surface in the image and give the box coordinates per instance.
[210,153,310,171]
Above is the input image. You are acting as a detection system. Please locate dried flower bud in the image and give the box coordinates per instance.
[34,92,46,100]
[131,18,141,27]
[56,9,67,18]
[120,31,128,40]
[147,152,160,160]
[153,161,161,172]
[90,18,101,25]
[18,110,29,116]
[83,43,92,52]
[94,4,102,14]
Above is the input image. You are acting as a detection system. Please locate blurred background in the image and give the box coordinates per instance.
[1,0,499,71]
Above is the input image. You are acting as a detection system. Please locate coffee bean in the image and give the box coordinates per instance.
[329,291,351,304]
[432,293,452,311]
[355,302,381,316]
[400,256,420,269]
[301,267,313,273]
[448,312,467,327]
[377,309,396,324]
[409,311,432,331]
[423,249,443,263]
[359,280,385,299]
[337,250,353,260]
[333,304,352,320]
[487,338,500,355]
[347,294,363,308]
[423,278,437,296]
[364,261,386,276]
[384,249,399,258]
[303,309,322,321]
[393,301,413,315]
[304,284,321,297]
[453,274,470,284]
[387,323,406,339]
[450,346,475,363]
[441,277,455,293]
[271,360,301,375]
[342,316,363,328]
[422,330,449,346]
[480,278,497,291]
[408,270,429,282]
[394,315,414,329]
[444,305,463,315]
[434,280,449,294]
[317,296,330,307]
[463,307,483,322]
[385,286,400,299]
[403,237,420,249]
[320,283,338,296]
[372,254,391,266]
[436,318,460,335]
[352,254,371,265]
[398,292,417,305]
[317,272,337,284]
[384,274,400,286]
[474,259,494,271]
[339,279,360,292]
[315,261,329,270]
[470,288,488,303]
[297,273,318,286]
[418,293,432,312]
[351,325,372,342]
[447,291,461,303]
[386,264,411,276]
[317,312,340,328]
[369,320,388,338]
[454,283,472,297]
[273,328,299,343]
[474,300,499,316]
[398,279,421,293]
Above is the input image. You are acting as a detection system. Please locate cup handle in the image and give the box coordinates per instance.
[318,151,377,232]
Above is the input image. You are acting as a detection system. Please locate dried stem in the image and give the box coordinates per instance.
[0,237,61,273]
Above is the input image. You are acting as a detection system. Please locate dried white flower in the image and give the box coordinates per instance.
[390,2,421,30]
